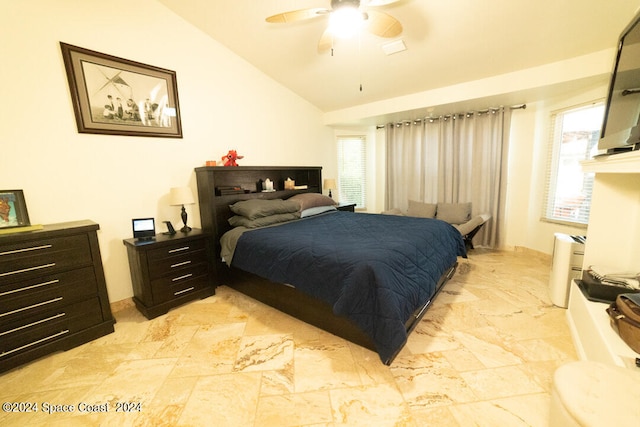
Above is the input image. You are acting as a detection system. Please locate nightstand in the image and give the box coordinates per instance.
[336,203,356,212]
[123,229,215,319]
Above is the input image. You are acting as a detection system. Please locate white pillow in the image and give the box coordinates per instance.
[300,205,337,218]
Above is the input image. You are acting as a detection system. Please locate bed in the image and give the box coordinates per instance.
[195,166,466,364]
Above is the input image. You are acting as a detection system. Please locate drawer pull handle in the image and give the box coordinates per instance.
[172,273,193,282]
[171,261,192,268]
[573,251,584,256]
[0,279,59,297]
[0,263,56,278]
[0,313,65,337]
[0,244,53,257]
[168,246,190,254]
[174,287,195,296]
[1,329,69,358]
[0,297,63,318]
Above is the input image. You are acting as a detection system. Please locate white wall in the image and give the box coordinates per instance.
[0,0,334,303]
[504,85,608,254]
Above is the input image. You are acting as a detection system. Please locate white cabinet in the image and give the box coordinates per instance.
[568,151,640,367]
[549,233,584,308]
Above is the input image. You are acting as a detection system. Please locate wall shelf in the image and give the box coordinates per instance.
[582,150,640,173]
[567,280,639,369]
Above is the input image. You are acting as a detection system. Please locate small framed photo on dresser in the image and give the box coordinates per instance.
[0,190,30,229]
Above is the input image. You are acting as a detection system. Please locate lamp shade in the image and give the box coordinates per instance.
[169,187,195,206]
[323,179,337,190]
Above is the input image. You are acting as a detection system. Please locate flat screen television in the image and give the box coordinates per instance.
[599,9,640,154]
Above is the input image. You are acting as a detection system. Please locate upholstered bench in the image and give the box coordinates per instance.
[549,360,640,426]
[383,200,490,249]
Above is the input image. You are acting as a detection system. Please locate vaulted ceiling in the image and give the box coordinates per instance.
[158,0,639,123]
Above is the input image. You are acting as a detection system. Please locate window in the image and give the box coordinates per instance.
[542,102,604,226]
[337,136,366,209]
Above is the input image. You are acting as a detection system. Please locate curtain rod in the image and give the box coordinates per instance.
[376,103,527,129]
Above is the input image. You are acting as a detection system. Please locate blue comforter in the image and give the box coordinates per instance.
[231,211,466,363]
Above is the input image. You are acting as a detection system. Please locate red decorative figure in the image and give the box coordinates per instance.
[221,150,244,167]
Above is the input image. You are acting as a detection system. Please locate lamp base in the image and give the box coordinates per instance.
[180,205,191,233]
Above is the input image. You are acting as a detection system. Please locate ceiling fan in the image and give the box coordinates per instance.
[266,0,403,53]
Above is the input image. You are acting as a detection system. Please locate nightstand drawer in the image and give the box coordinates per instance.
[150,263,210,303]
[147,239,206,263]
[0,234,92,285]
[148,248,207,280]
[0,297,104,360]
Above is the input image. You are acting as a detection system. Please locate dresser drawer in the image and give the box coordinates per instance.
[150,263,210,303]
[0,234,92,285]
[147,238,206,263]
[0,297,104,360]
[148,248,207,280]
[0,266,98,323]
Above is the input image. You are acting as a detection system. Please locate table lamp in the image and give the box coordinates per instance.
[323,179,337,199]
[169,187,195,232]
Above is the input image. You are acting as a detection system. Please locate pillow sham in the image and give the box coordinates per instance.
[229,198,300,220]
[288,193,336,211]
[436,202,471,224]
[228,212,300,228]
[300,205,337,218]
[407,200,437,218]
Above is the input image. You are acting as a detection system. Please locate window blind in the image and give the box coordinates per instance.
[337,136,366,209]
[541,102,603,226]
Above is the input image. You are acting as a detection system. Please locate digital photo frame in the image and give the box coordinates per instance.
[132,218,155,241]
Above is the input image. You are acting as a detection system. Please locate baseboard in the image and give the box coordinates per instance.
[110,297,135,313]
[512,245,552,263]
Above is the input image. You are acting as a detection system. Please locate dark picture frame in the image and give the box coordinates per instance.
[0,190,31,229]
[60,42,182,138]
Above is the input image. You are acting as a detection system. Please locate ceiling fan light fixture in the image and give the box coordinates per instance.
[328,7,365,38]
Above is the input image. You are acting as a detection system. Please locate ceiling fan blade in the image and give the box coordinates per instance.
[318,29,333,53]
[365,0,401,6]
[266,8,328,23]
[365,10,402,37]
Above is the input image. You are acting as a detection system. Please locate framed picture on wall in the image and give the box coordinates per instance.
[60,42,182,138]
[0,190,30,229]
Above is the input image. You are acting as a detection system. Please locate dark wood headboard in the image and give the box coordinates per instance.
[194,166,322,261]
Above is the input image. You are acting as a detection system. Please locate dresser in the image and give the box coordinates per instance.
[123,229,215,319]
[0,220,114,373]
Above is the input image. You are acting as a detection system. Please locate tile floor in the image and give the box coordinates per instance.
[0,249,577,426]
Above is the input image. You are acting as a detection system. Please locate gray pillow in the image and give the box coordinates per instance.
[288,193,336,211]
[436,202,471,224]
[228,212,300,228]
[407,200,437,218]
[229,199,300,220]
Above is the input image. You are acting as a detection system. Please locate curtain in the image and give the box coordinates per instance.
[385,108,511,248]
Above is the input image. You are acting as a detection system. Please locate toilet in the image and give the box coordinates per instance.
[549,360,640,427]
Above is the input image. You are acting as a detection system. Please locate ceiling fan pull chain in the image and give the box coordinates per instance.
[359,32,363,92]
